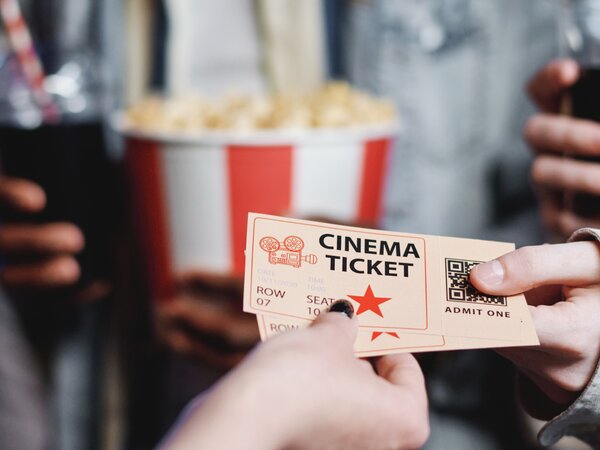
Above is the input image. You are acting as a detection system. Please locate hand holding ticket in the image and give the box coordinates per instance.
[243,214,539,356]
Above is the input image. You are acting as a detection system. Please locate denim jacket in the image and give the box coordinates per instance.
[343,0,557,244]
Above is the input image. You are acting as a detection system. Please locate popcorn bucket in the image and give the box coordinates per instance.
[119,123,398,301]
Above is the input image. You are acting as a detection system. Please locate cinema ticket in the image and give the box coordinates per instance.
[243,213,539,355]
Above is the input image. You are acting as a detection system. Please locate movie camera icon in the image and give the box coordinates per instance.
[259,235,317,268]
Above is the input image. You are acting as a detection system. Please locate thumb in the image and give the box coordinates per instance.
[375,353,425,389]
[310,300,358,349]
[470,241,600,296]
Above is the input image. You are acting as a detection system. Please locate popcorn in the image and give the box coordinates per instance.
[124,82,397,132]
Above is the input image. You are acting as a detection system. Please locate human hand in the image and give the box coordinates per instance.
[160,303,429,450]
[154,215,362,368]
[470,241,600,419]
[525,59,600,238]
[0,176,84,291]
[155,271,260,368]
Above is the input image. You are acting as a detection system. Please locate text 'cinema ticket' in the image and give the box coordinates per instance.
[243,214,539,356]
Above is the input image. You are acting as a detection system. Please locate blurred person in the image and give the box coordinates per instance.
[0,175,91,450]
[120,2,600,449]
[0,1,124,449]
[0,175,90,450]
[154,0,549,345]
[342,0,551,243]
[141,2,575,449]
[144,2,554,448]
[337,2,557,449]
[0,158,120,450]
[149,0,332,379]
[128,2,269,438]
[155,2,554,337]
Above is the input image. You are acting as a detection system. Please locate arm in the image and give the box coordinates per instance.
[159,303,429,450]
[470,232,600,447]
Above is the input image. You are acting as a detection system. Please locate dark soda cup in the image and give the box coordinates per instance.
[0,121,119,287]
[559,1,600,218]
[564,67,600,217]
[569,67,600,121]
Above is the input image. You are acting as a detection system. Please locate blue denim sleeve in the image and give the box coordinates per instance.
[538,228,600,449]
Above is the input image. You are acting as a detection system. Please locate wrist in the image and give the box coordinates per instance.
[162,369,292,450]
[517,373,577,420]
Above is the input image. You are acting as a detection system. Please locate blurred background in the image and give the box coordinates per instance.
[0,0,594,449]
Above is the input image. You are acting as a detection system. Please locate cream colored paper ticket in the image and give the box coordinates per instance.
[257,315,536,357]
[244,213,539,355]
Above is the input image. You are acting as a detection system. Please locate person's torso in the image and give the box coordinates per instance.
[344,0,557,239]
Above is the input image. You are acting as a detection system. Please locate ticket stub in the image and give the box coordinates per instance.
[257,314,535,356]
[243,213,539,354]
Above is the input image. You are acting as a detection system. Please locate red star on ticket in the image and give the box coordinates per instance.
[348,285,392,318]
[371,331,400,341]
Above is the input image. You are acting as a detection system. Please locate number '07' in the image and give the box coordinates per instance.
[256,298,271,306]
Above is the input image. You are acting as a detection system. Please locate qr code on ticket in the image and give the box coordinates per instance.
[445,259,507,306]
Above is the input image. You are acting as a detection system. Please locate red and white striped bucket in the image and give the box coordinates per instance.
[120,123,398,301]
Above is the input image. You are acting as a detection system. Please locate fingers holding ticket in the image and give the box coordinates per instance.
[471,240,600,412]
[160,301,429,450]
